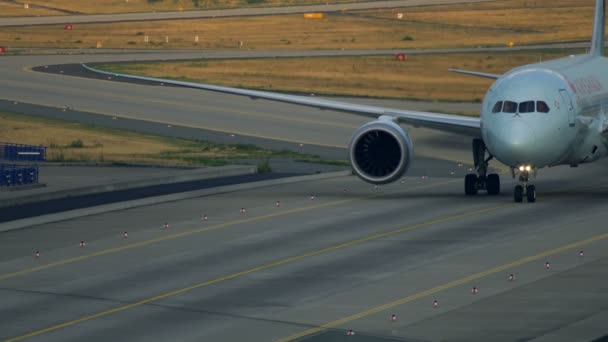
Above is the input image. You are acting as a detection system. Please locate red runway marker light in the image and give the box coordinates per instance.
[79,241,86,248]
[545,261,551,269]
[433,299,439,308]
[508,273,515,281]
[471,286,478,295]
[391,313,397,321]
[123,232,128,239]
[34,251,40,258]
[64,24,73,30]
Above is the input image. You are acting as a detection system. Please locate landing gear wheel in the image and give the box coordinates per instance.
[465,174,478,195]
[526,185,536,203]
[468,138,497,197]
[486,173,500,195]
[514,185,523,203]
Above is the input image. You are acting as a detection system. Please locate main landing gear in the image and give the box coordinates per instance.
[512,166,536,203]
[465,139,500,196]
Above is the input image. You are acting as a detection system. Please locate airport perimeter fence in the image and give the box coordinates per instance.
[0,164,39,187]
[0,142,46,162]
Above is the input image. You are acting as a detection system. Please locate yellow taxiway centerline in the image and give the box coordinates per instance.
[0,178,461,282]
[4,201,511,342]
[276,232,608,342]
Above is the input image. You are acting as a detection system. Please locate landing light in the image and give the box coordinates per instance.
[518,165,532,172]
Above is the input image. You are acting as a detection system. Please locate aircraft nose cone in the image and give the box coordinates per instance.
[496,120,537,165]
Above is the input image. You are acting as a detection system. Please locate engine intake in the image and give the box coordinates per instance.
[348,119,413,184]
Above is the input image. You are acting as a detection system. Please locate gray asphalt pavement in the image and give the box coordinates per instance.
[2,50,481,164]
[0,0,494,27]
[0,43,590,165]
[0,5,605,340]
[0,98,347,161]
[0,158,607,341]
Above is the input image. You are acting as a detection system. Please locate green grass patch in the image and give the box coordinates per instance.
[0,110,346,167]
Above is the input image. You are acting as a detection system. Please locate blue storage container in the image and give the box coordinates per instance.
[1,142,46,161]
[0,164,39,187]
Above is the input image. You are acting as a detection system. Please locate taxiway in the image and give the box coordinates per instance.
[0,0,494,27]
[1,160,607,341]
[1,8,606,340]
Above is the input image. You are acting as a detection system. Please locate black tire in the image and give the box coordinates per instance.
[487,173,500,195]
[465,174,478,195]
[514,185,523,203]
[526,185,536,203]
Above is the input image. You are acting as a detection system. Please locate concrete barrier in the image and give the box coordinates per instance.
[0,170,352,232]
[0,165,256,208]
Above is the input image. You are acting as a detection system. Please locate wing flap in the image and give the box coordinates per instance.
[449,68,501,80]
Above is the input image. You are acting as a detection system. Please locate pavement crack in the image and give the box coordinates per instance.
[402,256,608,333]
[144,301,320,330]
[0,287,130,306]
[0,286,318,331]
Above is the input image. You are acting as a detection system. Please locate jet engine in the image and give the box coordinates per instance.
[348,117,413,184]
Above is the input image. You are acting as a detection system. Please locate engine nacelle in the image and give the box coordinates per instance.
[348,118,413,184]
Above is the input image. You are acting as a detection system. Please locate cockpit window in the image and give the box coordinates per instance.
[503,101,517,113]
[519,101,535,113]
[536,101,550,113]
[492,101,503,113]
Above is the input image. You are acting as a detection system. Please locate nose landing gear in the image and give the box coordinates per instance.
[465,139,500,196]
[513,167,536,203]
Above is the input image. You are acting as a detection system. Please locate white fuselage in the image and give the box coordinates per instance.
[480,54,608,169]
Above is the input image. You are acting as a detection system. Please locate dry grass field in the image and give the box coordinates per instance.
[0,2,64,17]
[0,111,317,165]
[0,0,596,50]
[98,50,576,102]
[358,0,593,46]
[5,0,366,16]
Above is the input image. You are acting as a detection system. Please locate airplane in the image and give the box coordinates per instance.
[84,0,608,203]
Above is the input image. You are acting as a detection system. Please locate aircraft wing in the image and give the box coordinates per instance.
[83,64,481,137]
